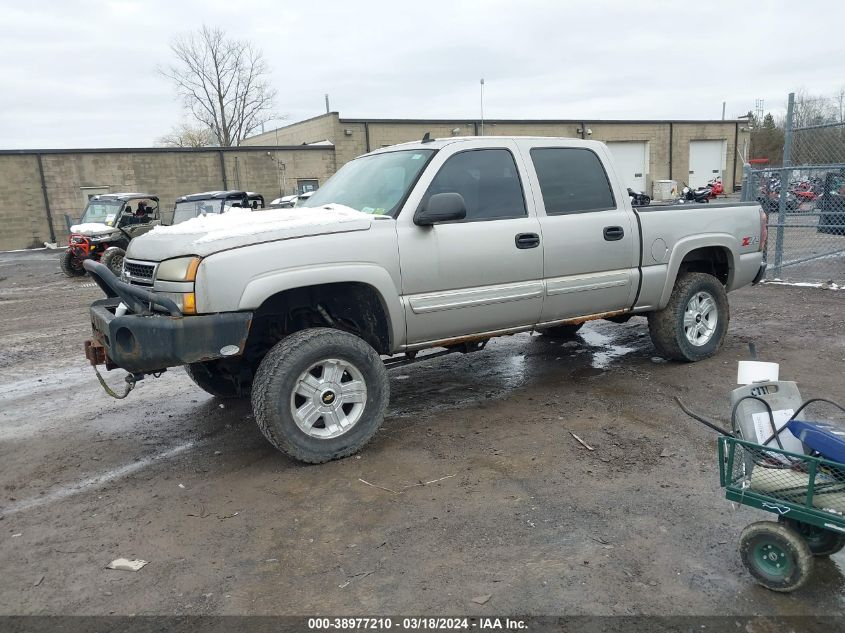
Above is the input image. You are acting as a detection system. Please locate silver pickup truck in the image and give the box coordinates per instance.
[83,136,766,463]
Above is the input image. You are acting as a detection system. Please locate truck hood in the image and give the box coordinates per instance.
[126,204,374,260]
[69,222,116,237]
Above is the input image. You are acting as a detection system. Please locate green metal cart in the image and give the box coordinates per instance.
[719,435,845,591]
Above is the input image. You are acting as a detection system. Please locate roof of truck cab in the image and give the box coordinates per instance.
[366,135,602,154]
[175,190,248,202]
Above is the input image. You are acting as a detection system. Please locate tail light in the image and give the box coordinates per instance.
[759,208,767,252]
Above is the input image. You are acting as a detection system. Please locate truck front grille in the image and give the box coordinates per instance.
[124,261,155,285]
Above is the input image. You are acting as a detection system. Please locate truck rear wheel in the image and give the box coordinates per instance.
[647,272,729,361]
[100,247,126,277]
[184,360,249,399]
[60,250,86,277]
[252,327,389,464]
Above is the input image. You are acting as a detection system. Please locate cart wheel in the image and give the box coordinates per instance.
[779,517,845,557]
[739,521,812,592]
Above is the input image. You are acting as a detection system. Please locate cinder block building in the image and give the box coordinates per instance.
[243,112,750,198]
[0,111,748,251]
[0,145,335,251]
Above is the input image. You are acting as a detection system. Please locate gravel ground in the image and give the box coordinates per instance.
[0,249,843,616]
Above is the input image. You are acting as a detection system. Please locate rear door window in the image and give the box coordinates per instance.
[530,148,616,215]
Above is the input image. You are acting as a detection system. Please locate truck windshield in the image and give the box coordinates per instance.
[301,149,435,215]
[80,200,123,225]
[172,200,225,225]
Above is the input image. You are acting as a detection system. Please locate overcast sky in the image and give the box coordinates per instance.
[1,0,842,149]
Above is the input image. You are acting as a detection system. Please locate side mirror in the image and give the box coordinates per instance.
[414,192,467,226]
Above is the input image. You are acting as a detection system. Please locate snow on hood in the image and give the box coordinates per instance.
[69,223,116,236]
[129,204,375,260]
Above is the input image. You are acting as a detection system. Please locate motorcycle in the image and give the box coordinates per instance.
[680,183,712,204]
[757,178,800,214]
[707,177,724,198]
[757,190,799,215]
[627,187,651,207]
[790,180,819,204]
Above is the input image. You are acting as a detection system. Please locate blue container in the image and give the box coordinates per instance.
[787,419,845,464]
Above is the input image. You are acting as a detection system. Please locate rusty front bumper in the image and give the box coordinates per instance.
[86,297,252,374]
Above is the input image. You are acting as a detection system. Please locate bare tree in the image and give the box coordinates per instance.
[159,26,277,146]
[790,89,837,129]
[157,123,216,148]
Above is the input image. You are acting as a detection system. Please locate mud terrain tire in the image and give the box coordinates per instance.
[100,247,125,277]
[60,251,86,277]
[252,328,389,464]
[648,272,729,361]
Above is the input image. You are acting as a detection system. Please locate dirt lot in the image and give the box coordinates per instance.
[0,249,843,617]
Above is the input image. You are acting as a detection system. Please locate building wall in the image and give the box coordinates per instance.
[362,120,746,194]
[0,155,51,251]
[0,116,747,252]
[241,113,339,147]
[247,115,748,196]
[0,147,334,250]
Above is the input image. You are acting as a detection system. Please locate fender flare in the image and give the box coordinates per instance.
[658,234,739,308]
[237,263,405,352]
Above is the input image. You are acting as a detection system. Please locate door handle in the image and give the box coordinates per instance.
[515,232,540,249]
[603,226,624,241]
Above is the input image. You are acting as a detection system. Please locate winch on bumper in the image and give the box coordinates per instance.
[83,260,252,375]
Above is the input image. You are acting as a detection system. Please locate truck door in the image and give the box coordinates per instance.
[523,143,639,323]
[396,142,544,346]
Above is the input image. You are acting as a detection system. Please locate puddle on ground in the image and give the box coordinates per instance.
[578,324,636,369]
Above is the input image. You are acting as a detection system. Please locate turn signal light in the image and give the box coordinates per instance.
[183,292,196,315]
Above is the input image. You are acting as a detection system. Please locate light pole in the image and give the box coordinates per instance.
[480,78,485,136]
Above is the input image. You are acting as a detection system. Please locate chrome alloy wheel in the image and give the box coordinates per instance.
[289,358,367,439]
[684,291,718,346]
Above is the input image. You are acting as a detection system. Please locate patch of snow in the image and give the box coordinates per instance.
[69,223,114,236]
[0,246,48,254]
[149,204,371,245]
[761,280,841,290]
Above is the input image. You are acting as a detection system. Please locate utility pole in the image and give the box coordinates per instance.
[480,78,485,136]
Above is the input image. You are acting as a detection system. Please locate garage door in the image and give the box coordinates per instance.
[688,140,726,189]
[606,141,648,192]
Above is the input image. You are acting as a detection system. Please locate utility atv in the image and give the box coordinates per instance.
[61,193,161,277]
[170,190,257,225]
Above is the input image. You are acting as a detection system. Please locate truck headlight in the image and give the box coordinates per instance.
[156,256,201,282]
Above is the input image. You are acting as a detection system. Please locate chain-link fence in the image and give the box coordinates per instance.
[742,92,845,285]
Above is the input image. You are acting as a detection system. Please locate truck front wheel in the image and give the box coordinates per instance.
[252,327,390,464]
[647,272,729,361]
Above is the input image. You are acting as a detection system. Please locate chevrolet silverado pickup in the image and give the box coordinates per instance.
[82,136,767,463]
